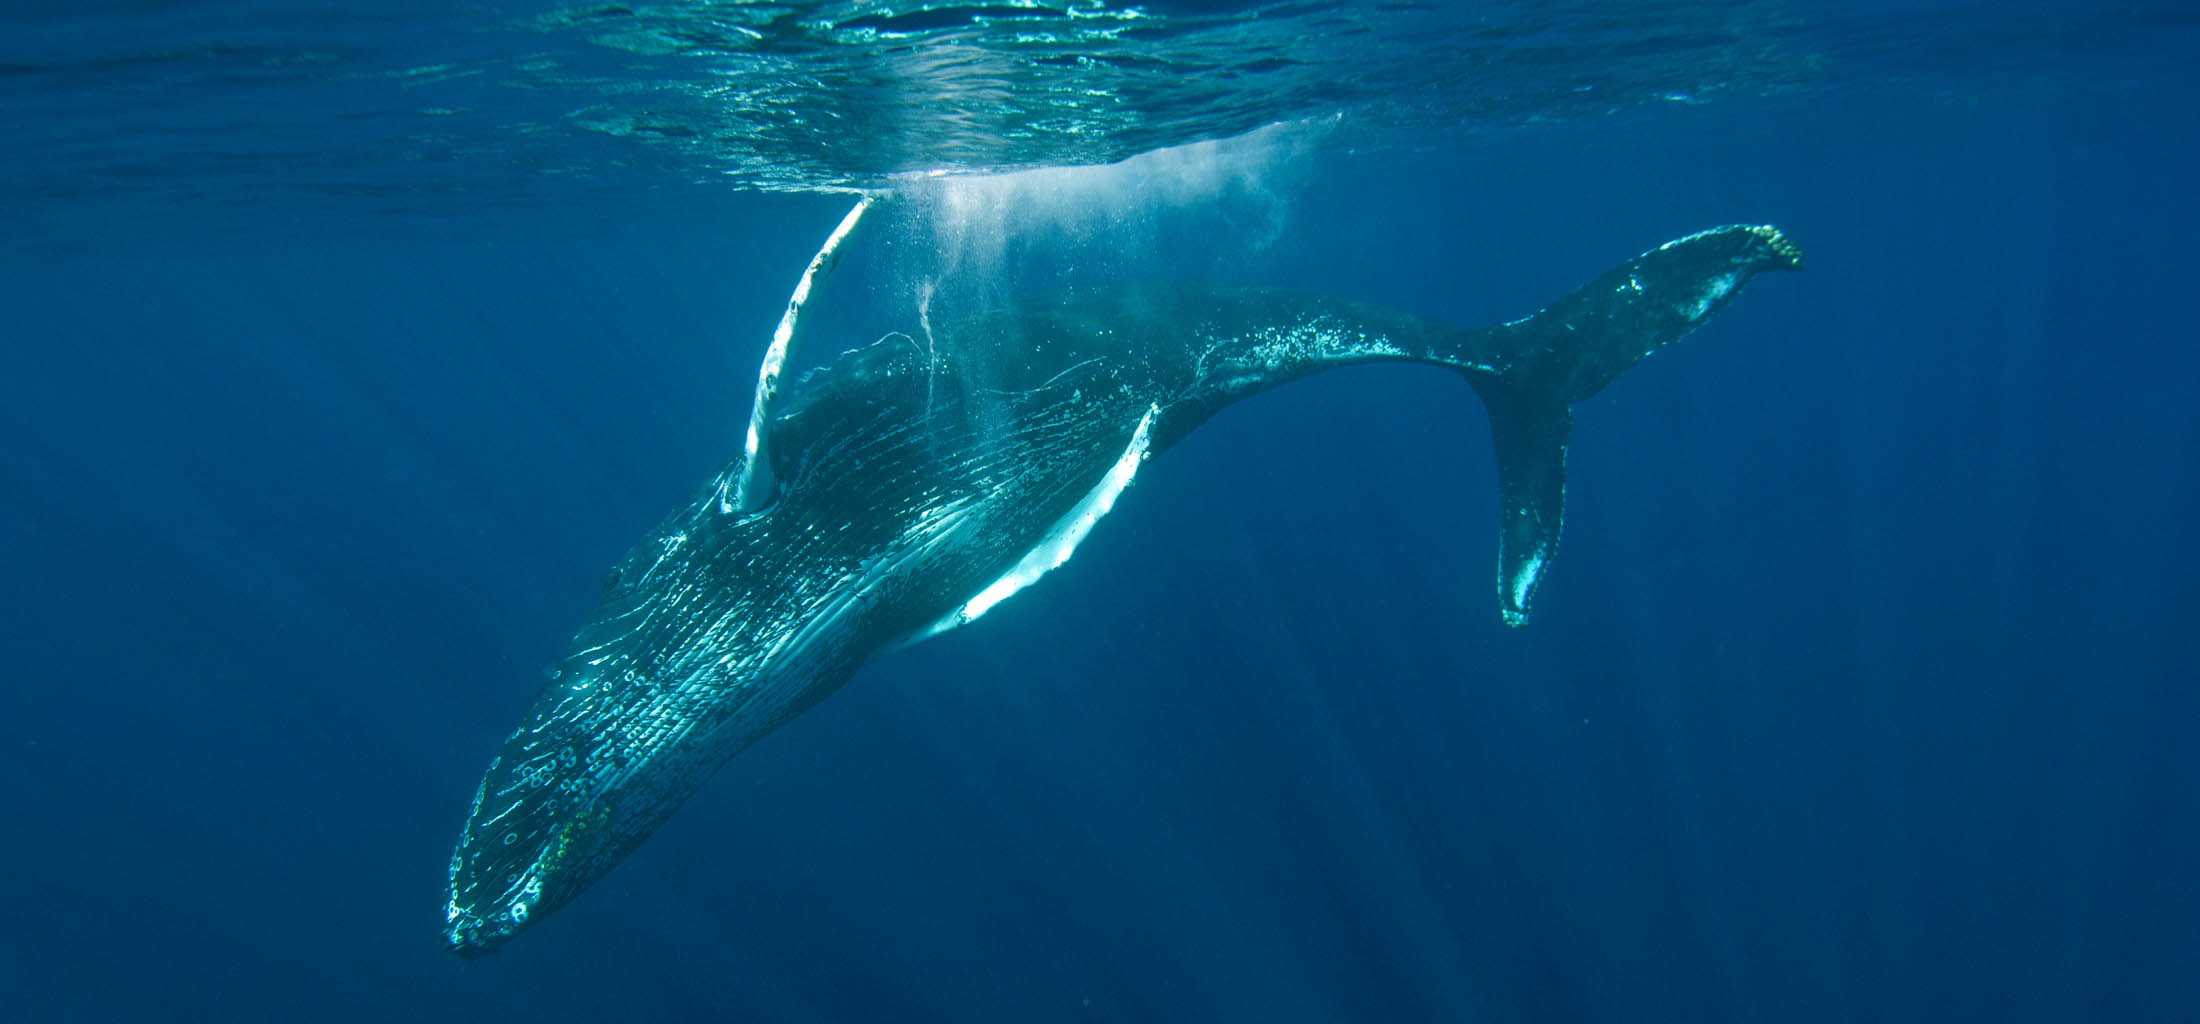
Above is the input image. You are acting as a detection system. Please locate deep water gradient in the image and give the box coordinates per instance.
[5,81,2199,1024]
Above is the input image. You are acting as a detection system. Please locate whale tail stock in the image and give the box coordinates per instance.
[1454,224,1804,627]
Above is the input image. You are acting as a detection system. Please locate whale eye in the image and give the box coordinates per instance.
[601,568,623,592]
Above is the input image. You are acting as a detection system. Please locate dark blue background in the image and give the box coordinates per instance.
[5,85,2196,1020]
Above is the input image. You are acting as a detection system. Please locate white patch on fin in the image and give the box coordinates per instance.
[1686,271,1738,321]
[1502,549,1546,628]
[905,404,1160,645]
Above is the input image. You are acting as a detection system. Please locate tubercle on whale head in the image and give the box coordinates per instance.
[444,499,799,958]
[442,788,624,955]
[443,651,643,958]
[446,784,610,957]
[444,771,538,958]
[444,775,559,958]
[446,804,616,958]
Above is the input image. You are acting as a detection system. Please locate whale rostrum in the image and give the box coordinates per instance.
[445,222,1803,955]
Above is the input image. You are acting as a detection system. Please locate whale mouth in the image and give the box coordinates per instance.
[445,922,493,959]
[447,837,555,958]
[445,900,527,959]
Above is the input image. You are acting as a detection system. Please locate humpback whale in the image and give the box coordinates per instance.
[445,221,1803,955]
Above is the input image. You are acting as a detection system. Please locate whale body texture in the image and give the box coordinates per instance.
[445,224,1803,955]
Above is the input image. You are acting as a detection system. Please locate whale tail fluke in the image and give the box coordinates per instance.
[1459,224,1803,627]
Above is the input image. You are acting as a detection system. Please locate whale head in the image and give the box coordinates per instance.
[442,495,837,957]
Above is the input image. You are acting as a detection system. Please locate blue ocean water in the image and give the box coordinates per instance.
[5,1,2198,1020]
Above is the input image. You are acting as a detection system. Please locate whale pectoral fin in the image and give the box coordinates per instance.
[730,195,878,514]
[892,403,1163,651]
[1480,385,1572,628]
